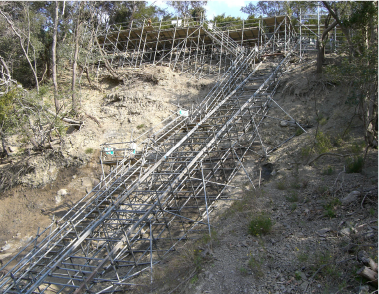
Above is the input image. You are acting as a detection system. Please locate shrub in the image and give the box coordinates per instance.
[248,255,264,277]
[295,128,304,136]
[276,180,287,190]
[248,214,273,236]
[316,132,332,153]
[345,156,364,173]
[324,198,341,218]
[301,146,313,158]
[85,147,94,154]
[137,124,145,130]
[286,191,299,202]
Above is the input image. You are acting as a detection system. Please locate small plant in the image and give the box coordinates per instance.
[316,185,328,195]
[324,198,341,218]
[239,267,248,275]
[248,213,273,236]
[301,146,313,158]
[332,134,344,147]
[248,255,264,277]
[295,271,302,280]
[190,274,198,284]
[137,124,145,130]
[369,207,376,216]
[85,147,94,154]
[318,116,328,126]
[345,156,364,173]
[290,203,297,211]
[276,180,287,190]
[297,251,309,262]
[350,141,365,154]
[316,131,332,153]
[290,180,301,189]
[295,127,304,136]
[321,165,334,175]
[286,191,299,202]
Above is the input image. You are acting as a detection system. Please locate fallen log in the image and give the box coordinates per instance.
[357,266,378,286]
[358,250,378,273]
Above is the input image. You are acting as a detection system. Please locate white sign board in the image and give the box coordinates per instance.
[178,109,189,117]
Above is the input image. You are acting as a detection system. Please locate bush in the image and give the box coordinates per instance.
[248,214,273,236]
[85,147,94,154]
[345,156,364,173]
[276,180,287,190]
[316,132,332,153]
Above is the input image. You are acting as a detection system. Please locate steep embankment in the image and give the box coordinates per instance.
[129,56,378,294]
[0,66,215,262]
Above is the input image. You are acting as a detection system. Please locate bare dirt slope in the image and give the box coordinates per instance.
[0,66,215,262]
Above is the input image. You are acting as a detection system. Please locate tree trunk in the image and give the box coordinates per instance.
[316,38,325,74]
[72,6,81,115]
[52,1,60,114]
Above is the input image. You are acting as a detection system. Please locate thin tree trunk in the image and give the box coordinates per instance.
[72,21,81,114]
[316,19,337,74]
[52,1,60,113]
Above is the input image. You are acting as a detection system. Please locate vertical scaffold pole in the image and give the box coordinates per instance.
[153,18,162,65]
[200,162,211,238]
[241,19,244,47]
[300,8,303,59]
[285,16,287,53]
[135,19,145,67]
[169,16,178,69]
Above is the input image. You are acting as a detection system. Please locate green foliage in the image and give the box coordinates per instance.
[332,134,345,147]
[190,274,198,284]
[295,127,304,136]
[247,254,264,277]
[85,148,94,154]
[350,141,365,154]
[213,13,242,30]
[297,251,309,262]
[238,267,248,275]
[301,146,313,158]
[0,88,17,125]
[295,271,302,281]
[286,191,299,202]
[290,178,301,189]
[276,180,286,190]
[317,115,328,126]
[324,198,341,218]
[315,132,332,153]
[248,213,272,236]
[316,185,328,196]
[345,156,364,173]
[136,124,145,130]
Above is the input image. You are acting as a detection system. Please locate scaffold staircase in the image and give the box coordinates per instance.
[0,18,304,294]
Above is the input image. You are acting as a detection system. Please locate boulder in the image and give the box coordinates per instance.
[341,191,361,205]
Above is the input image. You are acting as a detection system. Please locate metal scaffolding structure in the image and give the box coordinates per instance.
[95,15,293,79]
[0,15,309,294]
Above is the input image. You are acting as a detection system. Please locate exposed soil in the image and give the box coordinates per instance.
[0,55,377,294]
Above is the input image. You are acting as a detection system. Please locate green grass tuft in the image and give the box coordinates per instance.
[345,156,364,173]
[248,214,273,236]
[85,147,94,154]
